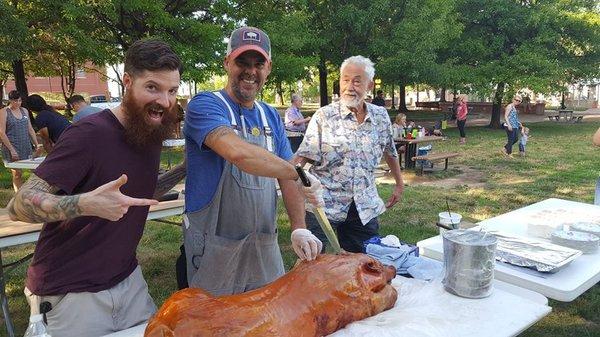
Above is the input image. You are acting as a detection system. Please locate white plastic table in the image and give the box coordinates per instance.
[103,276,550,337]
[4,157,45,170]
[0,199,184,337]
[418,198,600,302]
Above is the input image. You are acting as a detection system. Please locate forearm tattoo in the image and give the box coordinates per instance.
[8,174,82,223]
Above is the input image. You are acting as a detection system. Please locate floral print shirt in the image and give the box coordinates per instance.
[296,102,397,224]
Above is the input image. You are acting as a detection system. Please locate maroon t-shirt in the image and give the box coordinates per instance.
[26,110,161,295]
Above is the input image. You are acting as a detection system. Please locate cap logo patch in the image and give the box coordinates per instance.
[243,31,260,42]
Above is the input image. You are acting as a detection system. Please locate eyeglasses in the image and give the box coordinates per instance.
[514,99,521,103]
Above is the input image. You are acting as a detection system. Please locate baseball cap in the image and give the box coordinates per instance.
[227,26,271,61]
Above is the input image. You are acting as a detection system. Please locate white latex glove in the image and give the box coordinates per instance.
[291,228,323,261]
[297,171,325,210]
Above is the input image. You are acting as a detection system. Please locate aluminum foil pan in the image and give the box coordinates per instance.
[489,231,582,273]
[570,222,600,238]
[551,230,599,254]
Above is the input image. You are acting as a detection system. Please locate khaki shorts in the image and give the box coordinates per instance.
[25,265,156,337]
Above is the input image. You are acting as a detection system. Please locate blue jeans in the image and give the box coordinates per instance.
[504,128,519,154]
[306,202,379,253]
[457,119,466,138]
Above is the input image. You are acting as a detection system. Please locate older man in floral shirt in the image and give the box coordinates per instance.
[293,56,404,253]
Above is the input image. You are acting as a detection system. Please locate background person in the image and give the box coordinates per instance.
[593,126,600,147]
[456,96,468,144]
[181,26,323,295]
[519,126,530,156]
[372,90,385,107]
[0,90,40,191]
[8,39,185,337]
[68,94,103,123]
[502,94,522,157]
[285,93,310,152]
[294,55,404,253]
[25,94,71,153]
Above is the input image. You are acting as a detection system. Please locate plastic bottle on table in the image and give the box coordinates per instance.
[24,314,51,337]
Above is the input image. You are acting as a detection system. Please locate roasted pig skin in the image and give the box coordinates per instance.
[145,253,397,337]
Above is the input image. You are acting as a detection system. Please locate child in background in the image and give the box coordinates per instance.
[519,126,529,156]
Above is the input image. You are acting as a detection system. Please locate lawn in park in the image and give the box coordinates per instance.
[1,119,599,336]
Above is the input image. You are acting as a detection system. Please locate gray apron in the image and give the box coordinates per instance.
[183,92,284,296]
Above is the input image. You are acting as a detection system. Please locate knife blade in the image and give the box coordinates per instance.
[295,165,342,253]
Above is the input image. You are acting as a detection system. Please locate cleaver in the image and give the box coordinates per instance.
[295,166,342,253]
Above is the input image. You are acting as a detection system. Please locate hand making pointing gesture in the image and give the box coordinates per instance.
[82,174,158,221]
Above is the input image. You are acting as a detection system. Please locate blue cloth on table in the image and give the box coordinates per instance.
[366,243,442,281]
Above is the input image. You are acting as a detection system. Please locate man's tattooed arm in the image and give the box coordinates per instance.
[8,174,83,223]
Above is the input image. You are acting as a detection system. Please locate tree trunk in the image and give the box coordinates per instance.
[440,87,447,102]
[276,81,284,106]
[391,84,395,109]
[318,58,328,107]
[60,61,77,118]
[416,84,419,103]
[398,83,408,112]
[0,79,5,105]
[489,82,505,129]
[110,64,125,97]
[12,59,28,98]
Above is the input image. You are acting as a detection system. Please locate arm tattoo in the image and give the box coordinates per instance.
[205,126,235,147]
[8,174,83,223]
[154,161,187,199]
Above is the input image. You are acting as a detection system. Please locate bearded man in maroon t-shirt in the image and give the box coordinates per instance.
[8,39,185,337]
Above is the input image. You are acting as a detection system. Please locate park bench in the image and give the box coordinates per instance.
[411,152,460,175]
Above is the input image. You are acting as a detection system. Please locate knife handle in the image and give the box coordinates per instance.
[295,165,311,187]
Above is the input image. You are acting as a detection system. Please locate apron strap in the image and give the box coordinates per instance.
[213,91,243,136]
[255,102,273,152]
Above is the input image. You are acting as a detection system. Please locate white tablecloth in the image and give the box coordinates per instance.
[103,276,550,337]
[418,198,600,301]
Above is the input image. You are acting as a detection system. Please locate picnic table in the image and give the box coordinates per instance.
[4,157,45,170]
[417,198,600,302]
[0,199,185,337]
[103,275,550,337]
[394,135,443,169]
[546,110,584,123]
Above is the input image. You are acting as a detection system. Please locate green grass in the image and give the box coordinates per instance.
[2,121,600,336]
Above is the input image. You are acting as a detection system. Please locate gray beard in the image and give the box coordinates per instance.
[341,97,362,109]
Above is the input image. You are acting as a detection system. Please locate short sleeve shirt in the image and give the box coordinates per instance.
[73,105,103,123]
[285,106,306,132]
[27,110,161,295]
[296,102,397,224]
[35,109,71,142]
[183,90,293,212]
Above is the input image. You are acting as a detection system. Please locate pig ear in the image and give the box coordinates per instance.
[363,261,383,275]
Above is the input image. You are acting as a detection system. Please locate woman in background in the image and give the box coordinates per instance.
[456,96,468,144]
[0,90,40,190]
[502,94,522,157]
[25,94,71,153]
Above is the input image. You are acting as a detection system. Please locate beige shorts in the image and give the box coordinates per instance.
[25,265,156,337]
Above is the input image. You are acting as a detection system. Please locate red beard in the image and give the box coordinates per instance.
[121,89,178,149]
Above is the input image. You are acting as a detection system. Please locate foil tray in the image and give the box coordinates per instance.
[488,231,582,273]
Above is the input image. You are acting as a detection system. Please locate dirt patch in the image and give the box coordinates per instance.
[377,164,486,189]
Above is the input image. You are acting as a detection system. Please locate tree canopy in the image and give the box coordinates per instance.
[0,0,597,115]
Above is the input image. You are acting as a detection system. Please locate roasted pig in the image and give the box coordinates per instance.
[145,253,397,337]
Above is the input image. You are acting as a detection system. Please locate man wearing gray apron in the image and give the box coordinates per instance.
[182,26,323,295]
